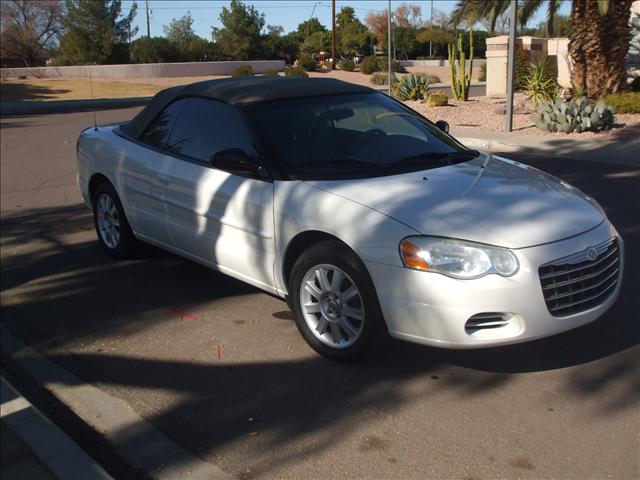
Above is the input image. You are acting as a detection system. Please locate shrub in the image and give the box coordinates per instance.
[360,56,403,74]
[232,65,254,77]
[370,72,399,85]
[532,97,616,133]
[603,92,640,113]
[426,91,448,107]
[285,66,309,78]
[526,55,557,107]
[417,55,446,60]
[396,73,433,101]
[297,53,317,71]
[479,62,487,82]
[339,59,355,71]
[319,61,332,72]
[262,69,280,77]
[422,74,441,84]
[360,55,381,74]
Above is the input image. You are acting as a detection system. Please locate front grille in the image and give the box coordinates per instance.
[539,238,620,317]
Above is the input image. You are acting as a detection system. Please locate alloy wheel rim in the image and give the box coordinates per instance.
[96,193,120,250]
[299,264,365,348]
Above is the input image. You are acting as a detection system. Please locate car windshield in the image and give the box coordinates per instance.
[243,92,477,180]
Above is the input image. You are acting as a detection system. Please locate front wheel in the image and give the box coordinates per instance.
[289,240,386,361]
[93,182,136,258]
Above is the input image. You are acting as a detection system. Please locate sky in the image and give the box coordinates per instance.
[120,0,572,41]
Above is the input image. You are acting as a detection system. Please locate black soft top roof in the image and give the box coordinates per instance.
[121,77,374,138]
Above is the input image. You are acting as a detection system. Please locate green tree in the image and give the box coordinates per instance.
[335,6,374,57]
[57,0,137,64]
[163,12,197,47]
[213,0,265,60]
[296,18,326,42]
[0,0,64,67]
[129,36,178,63]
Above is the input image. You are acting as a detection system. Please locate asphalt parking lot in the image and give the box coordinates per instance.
[1,108,639,479]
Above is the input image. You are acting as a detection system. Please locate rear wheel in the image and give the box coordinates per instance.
[93,182,136,258]
[290,240,385,361]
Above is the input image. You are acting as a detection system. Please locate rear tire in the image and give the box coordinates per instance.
[289,240,386,361]
[93,182,136,259]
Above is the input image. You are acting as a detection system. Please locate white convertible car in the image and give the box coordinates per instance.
[77,77,623,360]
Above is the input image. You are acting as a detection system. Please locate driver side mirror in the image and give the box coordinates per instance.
[210,148,262,176]
[435,120,449,133]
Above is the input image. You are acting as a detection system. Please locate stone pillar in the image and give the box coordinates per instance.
[486,35,509,96]
[485,35,547,96]
[547,38,571,88]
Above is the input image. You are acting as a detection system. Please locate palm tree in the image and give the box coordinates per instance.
[451,0,511,34]
[450,0,558,35]
[569,0,632,98]
[519,0,560,36]
[451,0,632,97]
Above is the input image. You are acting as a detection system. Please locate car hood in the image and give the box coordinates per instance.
[305,154,605,249]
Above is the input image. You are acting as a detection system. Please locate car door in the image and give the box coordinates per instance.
[122,98,187,244]
[154,97,277,292]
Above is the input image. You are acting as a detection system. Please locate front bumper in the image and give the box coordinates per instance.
[366,221,623,349]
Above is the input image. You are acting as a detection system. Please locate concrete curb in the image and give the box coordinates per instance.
[1,376,112,480]
[1,97,151,116]
[456,136,517,152]
[1,325,232,480]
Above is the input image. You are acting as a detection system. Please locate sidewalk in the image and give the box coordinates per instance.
[1,376,111,480]
[1,422,56,480]
[452,127,640,166]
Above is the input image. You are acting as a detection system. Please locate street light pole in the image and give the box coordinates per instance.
[331,0,336,69]
[505,0,517,132]
[145,0,151,38]
[429,0,433,57]
[388,0,392,95]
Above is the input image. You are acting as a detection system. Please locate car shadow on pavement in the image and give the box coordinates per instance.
[0,155,638,477]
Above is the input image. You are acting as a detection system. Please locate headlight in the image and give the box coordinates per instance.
[400,236,519,279]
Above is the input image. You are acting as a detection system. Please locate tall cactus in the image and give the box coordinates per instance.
[448,29,474,101]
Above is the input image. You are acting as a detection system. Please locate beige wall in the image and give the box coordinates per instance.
[486,36,570,96]
[0,60,285,79]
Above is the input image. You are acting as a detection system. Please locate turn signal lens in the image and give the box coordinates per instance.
[400,239,430,270]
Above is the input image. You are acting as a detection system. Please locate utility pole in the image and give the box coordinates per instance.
[388,0,391,95]
[306,1,320,43]
[429,0,433,57]
[331,0,336,69]
[146,0,151,38]
[505,0,517,132]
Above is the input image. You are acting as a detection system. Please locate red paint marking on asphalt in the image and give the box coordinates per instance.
[216,344,221,360]
[166,307,199,321]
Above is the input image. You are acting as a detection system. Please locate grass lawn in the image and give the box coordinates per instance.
[0,78,162,102]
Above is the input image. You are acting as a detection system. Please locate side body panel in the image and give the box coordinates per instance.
[272,180,417,296]
[152,152,276,292]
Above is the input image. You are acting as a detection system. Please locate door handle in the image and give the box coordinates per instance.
[158,176,170,186]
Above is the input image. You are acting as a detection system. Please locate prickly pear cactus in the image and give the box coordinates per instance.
[532,97,617,133]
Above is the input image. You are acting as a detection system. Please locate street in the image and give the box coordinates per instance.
[1,108,639,479]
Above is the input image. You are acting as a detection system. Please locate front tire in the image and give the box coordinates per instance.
[289,240,386,361]
[93,182,136,258]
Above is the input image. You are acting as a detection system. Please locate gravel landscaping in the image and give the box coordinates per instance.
[407,92,640,139]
